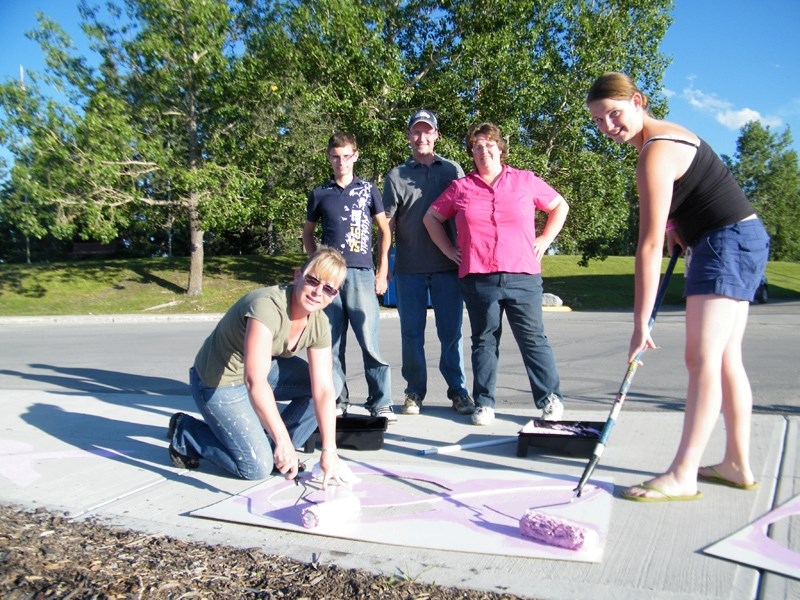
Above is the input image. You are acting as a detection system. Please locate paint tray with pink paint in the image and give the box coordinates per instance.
[517,419,603,458]
[303,415,388,452]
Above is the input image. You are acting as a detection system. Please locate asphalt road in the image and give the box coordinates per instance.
[1,300,798,417]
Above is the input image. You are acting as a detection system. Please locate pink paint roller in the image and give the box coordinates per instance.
[518,510,598,551]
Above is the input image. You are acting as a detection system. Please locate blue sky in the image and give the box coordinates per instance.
[660,1,800,157]
[1,1,799,162]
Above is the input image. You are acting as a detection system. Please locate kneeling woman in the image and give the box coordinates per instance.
[168,246,348,486]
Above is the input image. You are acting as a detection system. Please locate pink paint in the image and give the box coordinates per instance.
[0,440,125,487]
[220,462,611,562]
[710,495,800,576]
[519,510,598,551]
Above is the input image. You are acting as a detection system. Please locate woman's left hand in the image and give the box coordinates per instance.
[665,229,685,255]
[319,449,343,488]
[533,236,552,262]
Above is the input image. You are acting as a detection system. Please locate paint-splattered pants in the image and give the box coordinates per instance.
[173,361,319,479]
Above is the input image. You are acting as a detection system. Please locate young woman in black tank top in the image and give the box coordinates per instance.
[586,72,769,502]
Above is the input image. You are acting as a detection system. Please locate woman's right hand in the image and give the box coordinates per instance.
[446,245,462,265]
[628,326,656,365]
[273,440,300,480]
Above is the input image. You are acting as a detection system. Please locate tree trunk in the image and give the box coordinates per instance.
[185,70,203,296]
[186,191,203,296]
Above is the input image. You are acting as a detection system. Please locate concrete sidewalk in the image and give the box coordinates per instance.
[1,384,797,599]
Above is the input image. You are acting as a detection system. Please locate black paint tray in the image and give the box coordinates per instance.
[517,418,604,458]
[302,415,388,452]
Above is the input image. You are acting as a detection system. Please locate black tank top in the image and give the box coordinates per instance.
[642,137,754,246]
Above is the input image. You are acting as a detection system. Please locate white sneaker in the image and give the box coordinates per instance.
[471,406,495,426]
[371,404,398,424]
[541,394,564,421]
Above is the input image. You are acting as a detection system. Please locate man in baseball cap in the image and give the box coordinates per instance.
[407,109,438,130]
[382,110,473,418]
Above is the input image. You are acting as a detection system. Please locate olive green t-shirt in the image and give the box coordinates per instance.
[193,285,331,388]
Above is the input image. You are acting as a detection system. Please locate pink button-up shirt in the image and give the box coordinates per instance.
[430,165,560,277]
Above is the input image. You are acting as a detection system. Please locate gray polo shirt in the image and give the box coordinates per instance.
[383,155,464,275]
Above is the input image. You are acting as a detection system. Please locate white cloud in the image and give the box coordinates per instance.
[717,108,782,130]
[681,86,783,130]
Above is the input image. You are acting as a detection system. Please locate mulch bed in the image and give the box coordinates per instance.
[0,503,530,599]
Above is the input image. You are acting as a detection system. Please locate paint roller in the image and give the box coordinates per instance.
[301,491,360,529]
[300,460,361,529]
[519,247,680,551]
[519,510,599,551]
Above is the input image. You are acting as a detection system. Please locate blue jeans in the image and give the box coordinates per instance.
[174,362,319,480]
[395,271,468,400]
[324,267,392,410]
[460,273,562,410]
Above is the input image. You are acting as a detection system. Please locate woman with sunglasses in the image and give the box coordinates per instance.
[167,246,349,486]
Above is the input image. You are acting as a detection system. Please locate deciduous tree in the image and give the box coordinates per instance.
[726,121,800,261]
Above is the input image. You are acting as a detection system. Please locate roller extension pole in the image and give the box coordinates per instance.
[573,246,681,498]
[418,437,516,455]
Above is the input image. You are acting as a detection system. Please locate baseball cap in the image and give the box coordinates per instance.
[407,109,438,130]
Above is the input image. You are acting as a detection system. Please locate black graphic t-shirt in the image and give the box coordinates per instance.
[306,177,384,269]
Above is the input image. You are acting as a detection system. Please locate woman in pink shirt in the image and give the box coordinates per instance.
[423,122,570,426]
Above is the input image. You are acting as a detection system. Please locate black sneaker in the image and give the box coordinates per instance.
[168,443,199,470]
[450,393,476,415]
[166,412,187,440]
[401,393,422,415]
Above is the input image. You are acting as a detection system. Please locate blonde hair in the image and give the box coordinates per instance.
[302,246,347,288]
[586,72,649,110]
[465,122,509,161]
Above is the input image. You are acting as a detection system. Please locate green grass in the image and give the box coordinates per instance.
[0,254,798,316]
[543,255,800,310]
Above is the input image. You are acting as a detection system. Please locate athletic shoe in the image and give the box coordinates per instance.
[168,444,199,470]
[541,394,564,421]
[450,393,475,415]
[370,404,398,423]
[401,393,422,415]
[166,412,187,440]
[471,406,495,426]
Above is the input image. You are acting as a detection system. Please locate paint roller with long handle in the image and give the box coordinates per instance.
[573,246,681,499]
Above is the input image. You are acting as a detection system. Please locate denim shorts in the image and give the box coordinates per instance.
[685,217,770,301]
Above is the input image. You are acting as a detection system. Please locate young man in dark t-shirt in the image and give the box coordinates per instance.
[303,132,395,422]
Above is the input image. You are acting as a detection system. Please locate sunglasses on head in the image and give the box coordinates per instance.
[304,273,339,298]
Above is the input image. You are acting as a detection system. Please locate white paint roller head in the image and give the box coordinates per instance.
[301,493,361,529]
[519,510,598,551]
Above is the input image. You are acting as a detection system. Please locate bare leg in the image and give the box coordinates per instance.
[624,294,752,498]
[699,298,756,486]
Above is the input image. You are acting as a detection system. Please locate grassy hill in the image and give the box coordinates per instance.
[1,254,798,316]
